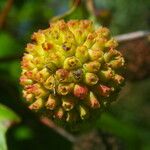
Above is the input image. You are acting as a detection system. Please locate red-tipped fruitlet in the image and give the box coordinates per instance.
[20,20,125,130]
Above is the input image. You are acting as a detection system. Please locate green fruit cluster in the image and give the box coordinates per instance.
[20,20,125,129]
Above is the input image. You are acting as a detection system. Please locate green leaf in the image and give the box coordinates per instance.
[0,104,20,121]
[0,126,7,150]
[0,104,20,150]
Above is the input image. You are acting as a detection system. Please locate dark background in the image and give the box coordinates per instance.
[0,0,150,150]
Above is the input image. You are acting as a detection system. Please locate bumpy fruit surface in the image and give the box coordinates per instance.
[20,20,125,129]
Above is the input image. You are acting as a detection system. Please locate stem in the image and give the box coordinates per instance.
[50,0,81,22]
[40,117,76,143]
[86,0,96,17]
[0,0,14,29]
[115,31,150,42]
[86,0,97,23]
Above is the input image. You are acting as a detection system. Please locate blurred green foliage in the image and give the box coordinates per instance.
[0,0,150,150]
[95,0,150,34]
